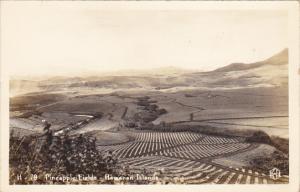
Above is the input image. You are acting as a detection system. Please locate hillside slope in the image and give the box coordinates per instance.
[214,49,288,72]
[10,49,288,96]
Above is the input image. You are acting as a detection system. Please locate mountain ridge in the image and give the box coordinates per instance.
[213,48,288,72]
[10,48,288,96]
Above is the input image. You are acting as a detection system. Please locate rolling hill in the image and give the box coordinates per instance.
[214,49,288,72]
[10,48,288,96]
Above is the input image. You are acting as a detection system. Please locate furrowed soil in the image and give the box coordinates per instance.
[9,86,289,184]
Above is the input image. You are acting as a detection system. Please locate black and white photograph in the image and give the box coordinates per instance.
[0,1,299,191]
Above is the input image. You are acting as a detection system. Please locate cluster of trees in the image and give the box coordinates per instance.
[125,96,167,128]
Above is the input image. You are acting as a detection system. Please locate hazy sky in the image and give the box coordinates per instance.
[1,2,288,77]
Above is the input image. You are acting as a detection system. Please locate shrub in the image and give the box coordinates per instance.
[9,134,117,184]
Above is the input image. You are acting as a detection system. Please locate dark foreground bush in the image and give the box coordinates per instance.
[9,134,118,184]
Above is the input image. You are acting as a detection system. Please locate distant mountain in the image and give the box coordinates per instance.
[10,49,288,96]
[183,48,288,89]
[95,66,198,77]
[213,49,288,72]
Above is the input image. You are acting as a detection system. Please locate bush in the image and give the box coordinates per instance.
[245,131,272,144]
[9,134,118,184]
[250,150,289,175]
[270,136,289,154]
[157,108,167,115]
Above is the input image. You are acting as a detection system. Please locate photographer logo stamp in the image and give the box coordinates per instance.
[269,168,281,180]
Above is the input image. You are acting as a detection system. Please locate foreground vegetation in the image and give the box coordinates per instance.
[9,133,118,184]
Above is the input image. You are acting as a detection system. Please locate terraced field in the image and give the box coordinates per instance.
[96,131,288,184]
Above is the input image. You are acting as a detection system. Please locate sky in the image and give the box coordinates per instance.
[1,2,288,77]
